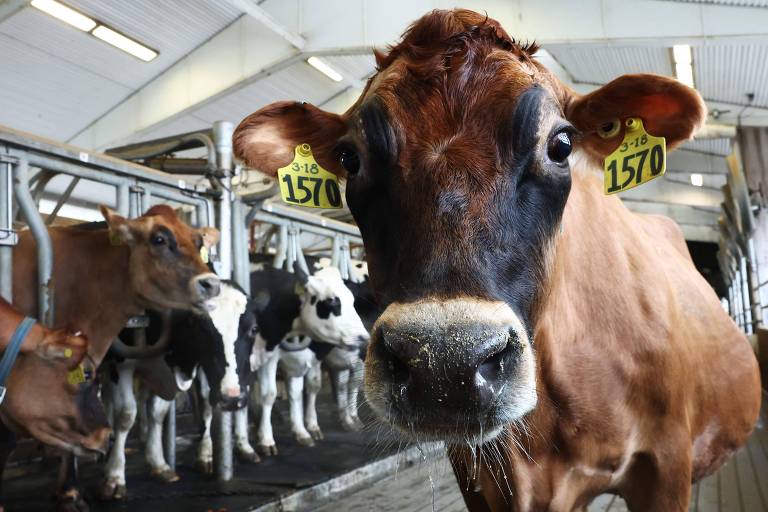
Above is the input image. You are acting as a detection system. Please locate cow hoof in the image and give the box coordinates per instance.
[296,435,315,447]
[308,428,324,441]
[150,467,180,483]
[235,449,261,464]
[57,489,89,512]
[195,458,213,475]
[257,443,278,456]
[100,479,127,500]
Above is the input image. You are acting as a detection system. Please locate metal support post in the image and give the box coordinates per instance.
[746,238,763,330]
[212,407,233,482]
[212,121,234,482]
[0,147,14,302]
[163,399,176,471]
[739,257,752,334]
[231,199,250,295]
[13,157,53,326]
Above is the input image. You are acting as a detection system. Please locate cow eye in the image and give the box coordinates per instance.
[248,325,259,337]
[547,130,572,165]
[151,234,166,246]
[339,149,360,175]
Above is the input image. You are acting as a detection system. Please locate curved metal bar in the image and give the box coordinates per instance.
[109,312,172,359]
[13,157,53,326]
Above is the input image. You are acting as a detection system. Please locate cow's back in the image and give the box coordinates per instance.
[536,169,761,489]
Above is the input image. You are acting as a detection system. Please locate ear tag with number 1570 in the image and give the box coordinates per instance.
[277,144,343,209]
[604,118,666,195]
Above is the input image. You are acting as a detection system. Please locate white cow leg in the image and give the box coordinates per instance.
[234,407,260,463]
[334,369,357,431]
[102,362,137,500]
[287,375,314,446]
[195,373,214,475]
[348,358,365,430]
[145,396,179,483]
[304,358,323,441]
[257,351,279,456]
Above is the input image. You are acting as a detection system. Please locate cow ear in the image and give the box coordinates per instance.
[198,227,220,248]
[233,101,347,177]
[565,74,706,162]
[100,205,135,245]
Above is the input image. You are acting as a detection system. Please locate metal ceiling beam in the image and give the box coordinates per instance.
[222,0,306,49]
[0,0,26,24]
[68,0,768,150]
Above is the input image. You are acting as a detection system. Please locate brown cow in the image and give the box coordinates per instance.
[0,297,108,454]
[232,9,761,511]
[9,204,220,510]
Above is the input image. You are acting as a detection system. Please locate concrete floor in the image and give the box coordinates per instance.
[315,426,768,512]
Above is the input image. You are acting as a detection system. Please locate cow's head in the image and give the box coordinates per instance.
[100,205,221,314]
[233,9,704,443]
[0,328,110,454]
[201,282,259,410]
[294,265,370,348]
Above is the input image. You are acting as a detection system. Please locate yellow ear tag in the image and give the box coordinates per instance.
[200,246,209,264]
[67,365,86,385]
[277,144,343,209]
[294,282,305,296]
[63,348,73,358]
[109,231,123,246]
[604,118,666,195]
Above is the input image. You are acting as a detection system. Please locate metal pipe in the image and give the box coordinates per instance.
[740,257,752,334]
[0,125,187,187]
[116,184,130,217]
[231,199,250,295]
[746,238,763,330]
[273,224,287,270]
[142,188,152,214]
[213,121,234,279]
[45,176,80,225]
[252,211,363,245]
[262,200,361,237]
[211,408,233,482]
[13,157,53,326]
[0,148,13,302]
[163,399,176,471]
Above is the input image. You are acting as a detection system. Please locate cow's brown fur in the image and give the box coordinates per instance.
[232,9,761,511]
[0,298,108,453]
[11,205,218,363]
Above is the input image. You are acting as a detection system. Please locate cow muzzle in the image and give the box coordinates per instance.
[364,298,537,443]
[191,273,222,307]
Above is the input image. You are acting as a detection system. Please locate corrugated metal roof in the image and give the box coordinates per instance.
[680,137,733,156]
[0,1,240,140]
[658,0,768,7]
[130,54,376,146]
[546,45,673,84]
[694,44,768,108]
[0,32,131,140]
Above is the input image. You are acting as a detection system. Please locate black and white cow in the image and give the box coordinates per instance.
[249,263,369,454]
[101,281,259,499]
[302,257,381,434]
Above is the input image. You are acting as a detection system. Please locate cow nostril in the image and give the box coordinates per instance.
[381,348,409,385]
[477,333,518,383]
[197,277,221,299]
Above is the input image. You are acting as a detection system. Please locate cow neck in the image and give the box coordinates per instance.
[50,228,139,364]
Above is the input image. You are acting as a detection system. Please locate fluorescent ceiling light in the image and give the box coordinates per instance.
[92,25,158,62]
[690,173,703,187]
[31,0,96,32]
[307,56,343,82]
[672,44,695,88]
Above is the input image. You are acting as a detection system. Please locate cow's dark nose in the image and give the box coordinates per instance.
[377,324,522,414]
[194,275,221,299]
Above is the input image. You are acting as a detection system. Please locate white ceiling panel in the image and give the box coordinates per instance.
[0,1,241,142]
[0,34,131,140]
[694,44,768,108]
[546,45,673,84]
